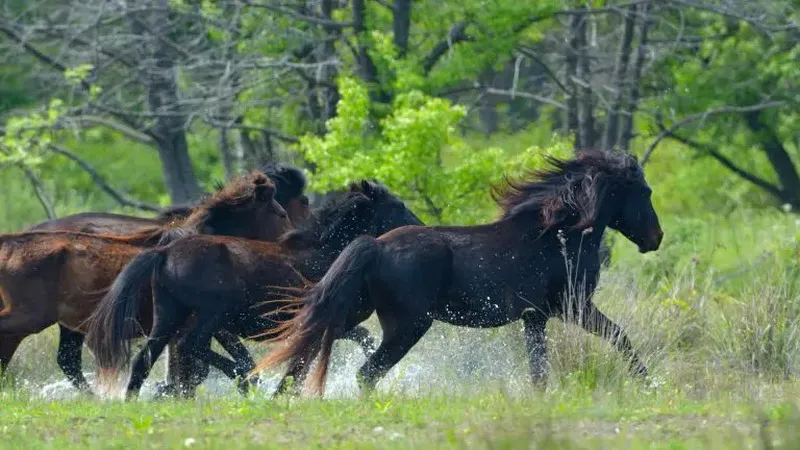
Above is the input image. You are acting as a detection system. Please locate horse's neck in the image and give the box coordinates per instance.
[293,221,369,281]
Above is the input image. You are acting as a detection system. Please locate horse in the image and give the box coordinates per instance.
[21,164,309,392]
[0,171,291,391]
[85,180,424,398]
[27,163,311,235]
[256,150,664,396]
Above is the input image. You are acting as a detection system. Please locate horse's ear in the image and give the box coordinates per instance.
[360,180,374,197]
[252,173,276,203]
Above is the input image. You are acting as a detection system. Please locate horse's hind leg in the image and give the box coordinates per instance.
[521,311,548,386]
[357,314,432,395]
[56,325,91,392]
[213,330,256,395]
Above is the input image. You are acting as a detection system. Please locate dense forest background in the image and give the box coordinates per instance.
[0,0,795,231]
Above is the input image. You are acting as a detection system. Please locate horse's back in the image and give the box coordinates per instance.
[27,212,159,235]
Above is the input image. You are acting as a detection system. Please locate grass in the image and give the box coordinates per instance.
[4,383,800,449]
[4,194,800,448]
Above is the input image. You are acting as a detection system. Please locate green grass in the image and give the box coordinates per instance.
[4,384,800,449]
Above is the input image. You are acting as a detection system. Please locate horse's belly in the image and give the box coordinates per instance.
[431,302,516,328]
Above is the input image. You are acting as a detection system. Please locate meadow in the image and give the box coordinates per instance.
[4,205,800,449]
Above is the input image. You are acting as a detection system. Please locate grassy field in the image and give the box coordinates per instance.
[3,209,800,449]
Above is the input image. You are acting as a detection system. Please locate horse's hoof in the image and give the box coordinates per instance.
[152,382,180,399]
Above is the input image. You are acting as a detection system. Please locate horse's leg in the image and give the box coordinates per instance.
[0,334,25,375]
[56,325,91,392]
[357,315,433,395]
[175,311,230,398]
[574,302,648,378]
[127,297,189,399]
[340,325,377,357]
[213,330,257,395]
[521,311,548,386]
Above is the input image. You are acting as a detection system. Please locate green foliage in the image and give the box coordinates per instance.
[0,98,65,166]
[300,76,570,225]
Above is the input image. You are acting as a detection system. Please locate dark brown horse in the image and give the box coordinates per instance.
[0,172,291,390]
[28,163,311,235]
[257,150,664,396]
[21,164,309,392]
[85,180,424,398]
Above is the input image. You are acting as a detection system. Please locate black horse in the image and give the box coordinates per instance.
[259,150,663,395]
[86,180,424,398]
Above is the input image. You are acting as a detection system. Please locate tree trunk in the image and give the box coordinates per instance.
[576,14,596,149]
[602,5,637,151]
[393,0,412,57]
[127,0,201,204]
[619,3,652,152]
[744,111,800,206]
[565,15,580,147]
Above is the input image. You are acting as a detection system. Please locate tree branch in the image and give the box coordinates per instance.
[663,129,784,200]
[203,118,299,143]
[640,101,787,165]
[422,21,474,75]
[48,144,161,212]
[236,1,353,28]
[19,163,57,219]
[68,116,155,145]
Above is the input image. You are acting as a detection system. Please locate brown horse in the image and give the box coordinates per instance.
[257,150,664,396]
[0,172,291,390]
[28,163,311,235]
[21,164,310,392]
[85,180,424,398]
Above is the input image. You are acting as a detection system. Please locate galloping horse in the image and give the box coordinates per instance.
[86,180,424,398]
[28,163,311,234]
[258,150,663,395]
[22,164,309,392]
[0,172,291,391]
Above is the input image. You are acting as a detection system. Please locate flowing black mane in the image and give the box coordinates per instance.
[279,180,389,248]
[492,150,643,230]
[261,163,308,206]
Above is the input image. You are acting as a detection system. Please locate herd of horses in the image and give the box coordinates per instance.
[0,149,663,400]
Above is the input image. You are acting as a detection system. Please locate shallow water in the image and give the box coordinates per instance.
[30,323,530,401]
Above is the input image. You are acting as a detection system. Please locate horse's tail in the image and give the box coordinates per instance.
[256,236,380,395]
[85,248,165,390]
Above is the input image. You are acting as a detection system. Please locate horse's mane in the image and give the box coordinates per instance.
[260,163,308,206]
[491,149,643,230]
[154,163,306,221]
[279,179,389,249]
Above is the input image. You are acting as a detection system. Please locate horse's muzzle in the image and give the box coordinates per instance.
[639,227,663,253]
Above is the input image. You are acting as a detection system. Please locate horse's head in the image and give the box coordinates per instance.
[494,150,662,253]
[602,154,663,253]
[348,179,424,235]
[188,171,292,241]
[261,163,312,226]
[309,180,423,247]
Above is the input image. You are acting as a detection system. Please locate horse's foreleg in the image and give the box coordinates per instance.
[175,310,231,398]
[574,302,648,378]
[0,334,24,374]
[56,325,91,392]
[340,325,377,357]
[521,311,548,386]
[127,297,189,400]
